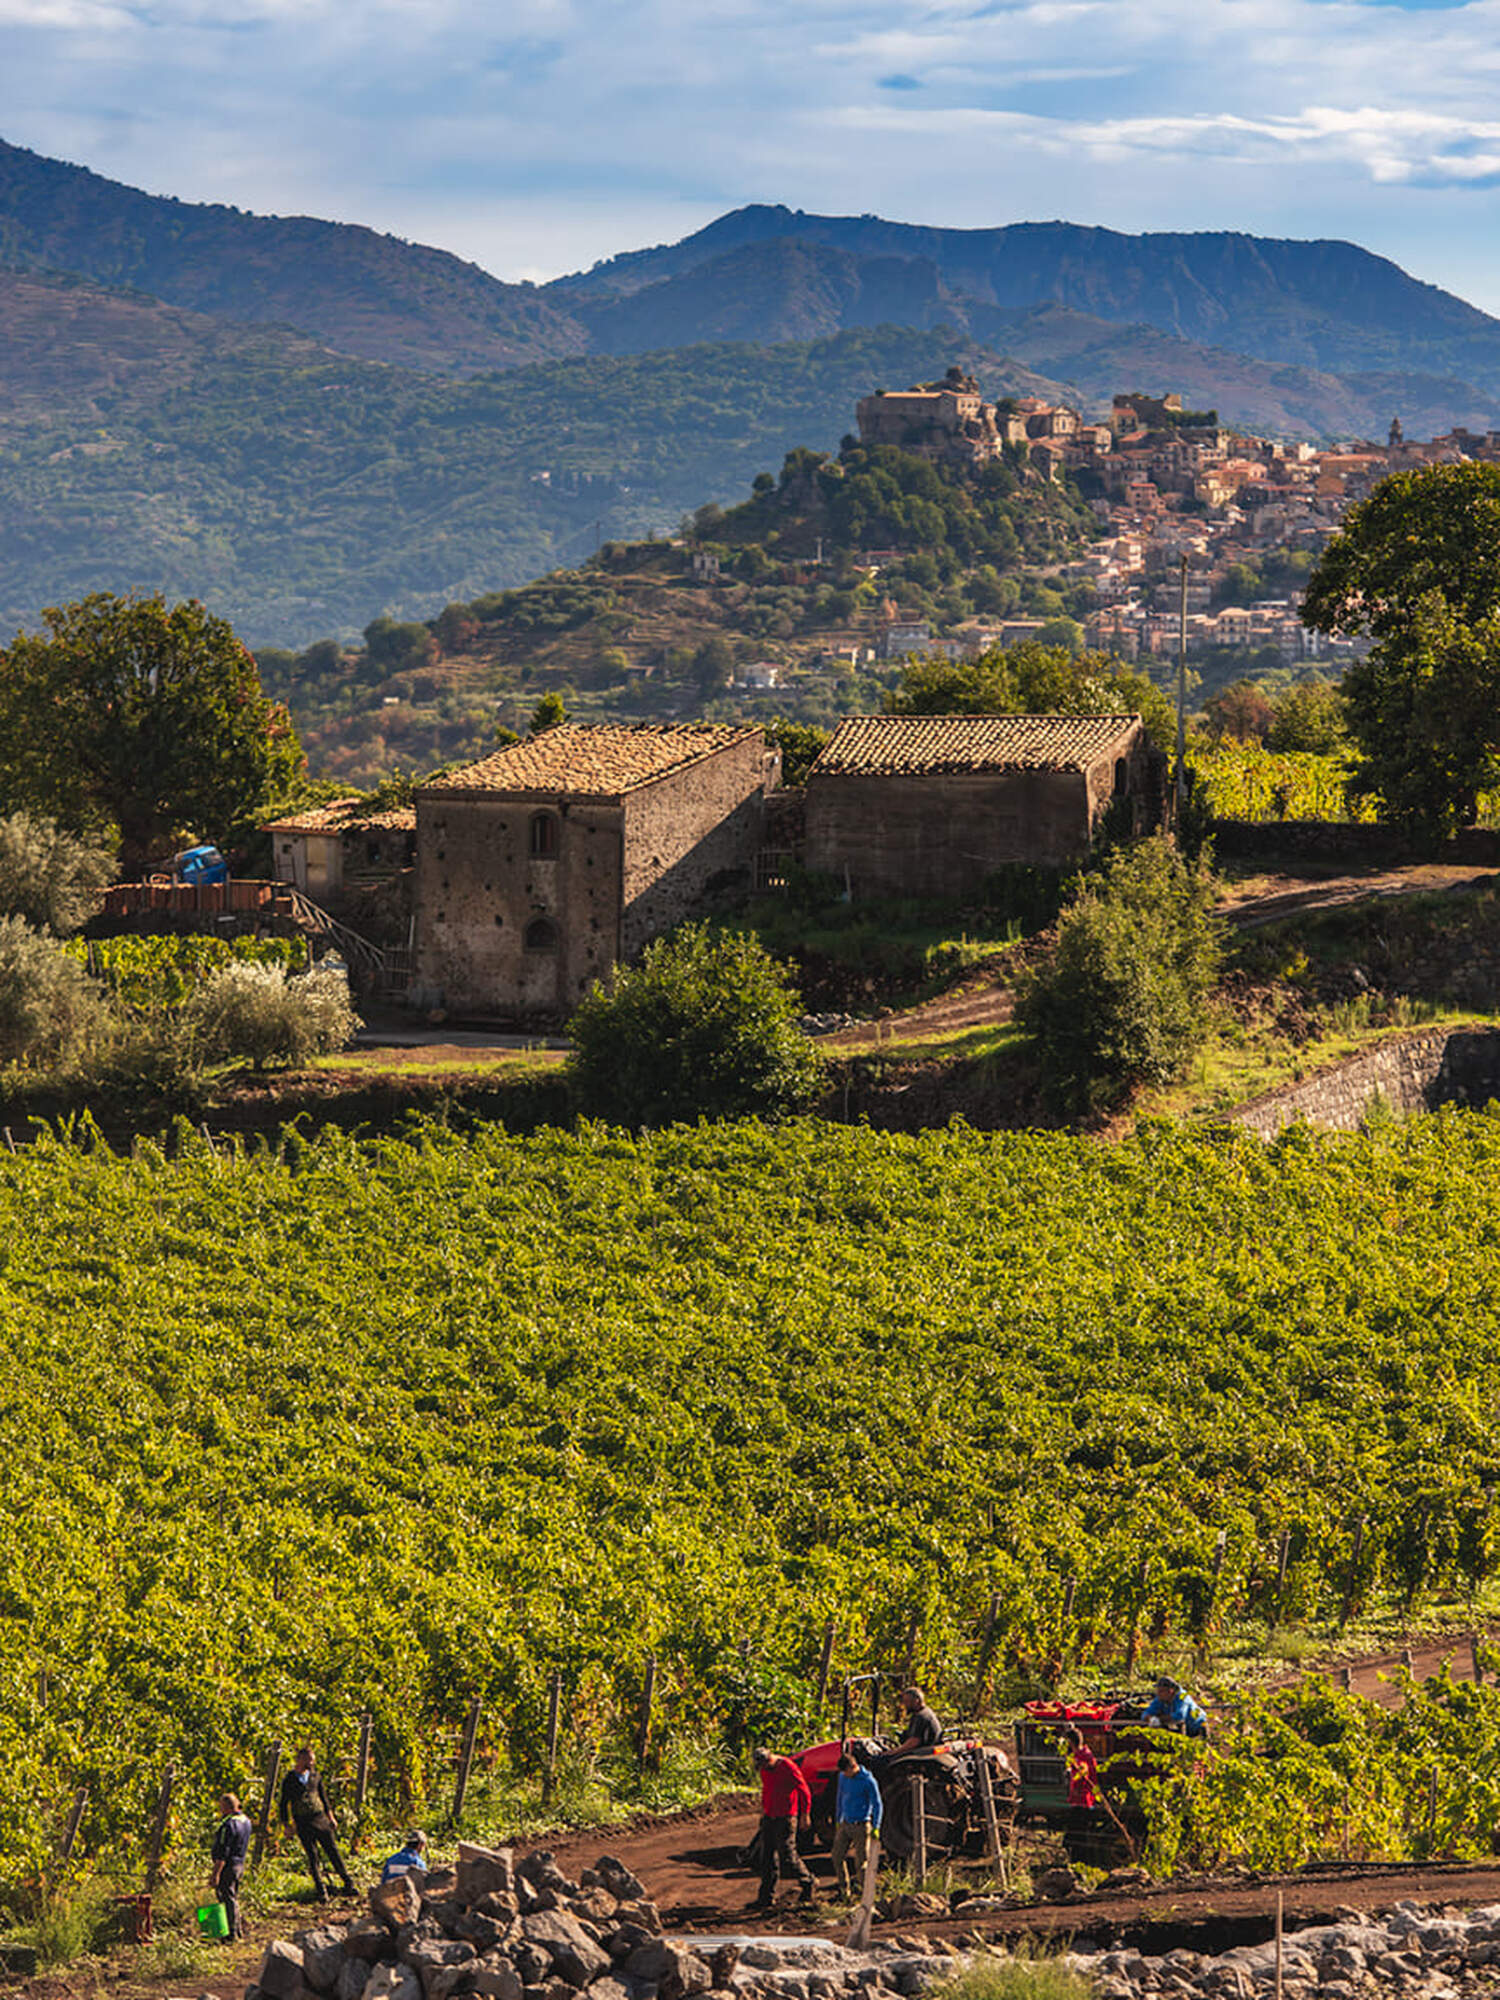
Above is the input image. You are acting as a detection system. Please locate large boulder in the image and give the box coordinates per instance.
[587,1859,646,1903]
[522,1912,610,1989]
[469,1959,525,2000]
[402,1939,477,1994]
[621,1940,712,2000]
[516,1854,579,1898]
[362,1968,423,2000]
[261,1943,309,2000]
[457,1845,516,1907]
[346,1925,398,1965]
[300,1927,351,1995]
[337,1964,368,2000]
[370,1879,425,1933]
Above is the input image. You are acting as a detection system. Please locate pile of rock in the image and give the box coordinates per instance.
[246,1846,717,2000]
[1073,1902,1500,2000]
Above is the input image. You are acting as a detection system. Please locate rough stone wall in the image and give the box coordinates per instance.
[1231,1026,1500,1137]
[413,795,624,1019]
[620,737,767,957]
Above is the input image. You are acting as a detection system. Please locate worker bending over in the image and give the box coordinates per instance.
[1141,1676,1209,1739]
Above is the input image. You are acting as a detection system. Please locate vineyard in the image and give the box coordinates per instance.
[1190,743,1373,822]
[64,934,308,1009]
[9,1111,1500,1899]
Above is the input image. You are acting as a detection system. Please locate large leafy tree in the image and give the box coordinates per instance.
[0,592,303,872]
[1302,463,1500,836]
[890,640,1175,751]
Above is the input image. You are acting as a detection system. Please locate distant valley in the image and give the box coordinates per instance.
[3,140,1500,644]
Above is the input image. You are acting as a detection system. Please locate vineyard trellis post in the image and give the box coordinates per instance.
[636,1657,657,1771]
[1061,1576,1077,1621]
[1471,1634,1484,1687]
[974,1596,1000,1702]
[59,1785,88,1864]
[902,1614,919,1689]
[452,1697,482,1824]
[814,1619,836,1714]
[543,1671,563,1805]
[1275,1528,1291,1612]
[353,1711,373,1845]
[145,1763,174,1893]
[911,1771,927,1886]
[974,1746,1006,1890]
[1339,1515,1367,1629]
[253,1740,282,1866]
[1124,1554,1150,1677]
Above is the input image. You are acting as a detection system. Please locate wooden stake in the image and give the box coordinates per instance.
[145,1763,174,1893]
[1061,1576,1077,1620]
[1471,1633,1485,1687]
[974,1747,1007,1889]
[815,1618,836,1712]
[911,1771,927,1885]
[1275,1528,1291,1603]
[636,1657,656,1770]
[839,1680,852,1744]
[59,1785,88,1864]
[452,1696,481,1823]
[870,1672,882,1737]
[353,1711,373,1834]
[543,1671,563,1805]
[1339,1515,1366,1629]
[1340,1665,1353,1692]
[1274,1890,1284,2000]
[902,1613,919,1687]
[974,1595,1000,1698]
[1428,1764,1439,1851]
[253,1740,282,1866]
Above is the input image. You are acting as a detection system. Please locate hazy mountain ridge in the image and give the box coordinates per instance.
[556,205,1500,392]
[0,138,588,374]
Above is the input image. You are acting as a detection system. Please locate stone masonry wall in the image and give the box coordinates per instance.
[620,737,768,958]
[804,769,1093,899]
[413,796,624,1020]
[1231,1026,1500,1138]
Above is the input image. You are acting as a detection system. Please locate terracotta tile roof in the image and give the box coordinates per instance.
[420,724,761,799]
[264,798,416,834]
[810,714,1142,778]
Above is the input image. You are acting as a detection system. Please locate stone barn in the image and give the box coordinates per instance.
[413,723,773,1020]
[803,713,1158,899]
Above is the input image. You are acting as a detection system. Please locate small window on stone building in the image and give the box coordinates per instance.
[1113,758,1129,797]
[530,812,559,858]
[525,917,558,952]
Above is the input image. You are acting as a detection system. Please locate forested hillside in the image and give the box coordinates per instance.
[0,314,1067,646]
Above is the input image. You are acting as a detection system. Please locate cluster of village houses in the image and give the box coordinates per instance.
[849,374,1487,671]
[266,711,1161,1020]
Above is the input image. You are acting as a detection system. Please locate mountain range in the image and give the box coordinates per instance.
[3,137,1500,645]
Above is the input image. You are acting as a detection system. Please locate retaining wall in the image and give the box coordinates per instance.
[1231,1026,1500,1137]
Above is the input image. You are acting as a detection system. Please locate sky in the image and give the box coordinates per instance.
[4,0,1500,310]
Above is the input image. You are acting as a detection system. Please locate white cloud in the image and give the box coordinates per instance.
[8,0,1500,307]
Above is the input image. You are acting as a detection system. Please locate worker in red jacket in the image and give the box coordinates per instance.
[751,1745,816,1910]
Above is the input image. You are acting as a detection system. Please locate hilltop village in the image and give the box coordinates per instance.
[851,371,1485,671]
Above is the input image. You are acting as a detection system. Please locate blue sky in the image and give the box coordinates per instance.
[5,0,1500,311]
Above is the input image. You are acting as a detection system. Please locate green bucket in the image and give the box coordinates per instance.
[196,1903,230,1940]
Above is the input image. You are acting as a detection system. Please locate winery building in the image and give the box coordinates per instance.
[802,713,1159,900]
[413,724,773,1020]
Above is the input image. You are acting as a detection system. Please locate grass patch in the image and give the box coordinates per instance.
[929,1948,1091,2000]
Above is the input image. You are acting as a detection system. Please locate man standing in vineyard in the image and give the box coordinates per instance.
[279,1744,356,1900]
[751,1745,816,1910]
[210,1791,252,1941]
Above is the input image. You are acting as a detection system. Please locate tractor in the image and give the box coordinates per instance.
[1013,1692,1189,1866]
[741,1727,1017,1868]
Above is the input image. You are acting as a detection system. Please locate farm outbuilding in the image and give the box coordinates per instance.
[413,723,776,1021]
[802,713,1161,900]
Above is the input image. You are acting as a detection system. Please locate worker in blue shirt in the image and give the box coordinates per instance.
[831,1749,883,1899]
[1141,1676,1209,1739]
[381,1830,428,1883]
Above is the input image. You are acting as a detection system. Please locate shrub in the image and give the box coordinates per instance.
[0,813,113,935]
[1020,837,1221,1109]
[567,922,826,1125]
[191,962,360,1070]
[0,916,105,1066]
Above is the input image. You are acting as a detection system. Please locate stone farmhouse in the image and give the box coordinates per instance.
[412,724,775,1019]
[802,714,1161,900]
